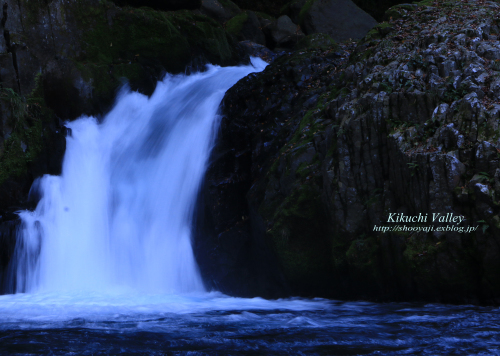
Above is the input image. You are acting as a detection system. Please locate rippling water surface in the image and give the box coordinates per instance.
[1,292,499,355]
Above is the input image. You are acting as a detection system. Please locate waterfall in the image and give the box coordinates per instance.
[7,58,267,294]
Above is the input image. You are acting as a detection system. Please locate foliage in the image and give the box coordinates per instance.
[0,86,49,185]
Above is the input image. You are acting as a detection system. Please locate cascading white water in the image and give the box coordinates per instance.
[9,58,268,294]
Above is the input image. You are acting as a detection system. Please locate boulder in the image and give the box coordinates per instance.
[294,33,337,50]
[238,41,277,63]
[112,0,202,11]
[285,0,306,24]
[294,0,378,42]
[231,0,288,17]
[270,15,304,49]
[226,11,266,46]
[256,14,275,49]
[200,0,240,23]
[199,0,500,304]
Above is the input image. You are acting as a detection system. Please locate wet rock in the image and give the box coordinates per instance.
[199,0,500,304]
[238,41,277,63]
[0,213,20,293]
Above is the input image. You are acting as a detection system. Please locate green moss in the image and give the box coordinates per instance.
[0,85,52,185]
[364,28,380,42]
[326,139,337,157]
[264,183,331,288]
[280,2,292,16]
[384,4,415,20]
[81,8,189,69]
[331,234,349,267]
[295,156,319,180]
[19,0,48,26]
[68,5,237,104]
[298,0,315,26]
[295,33,337,51]
[225,12,248,36]
[350,0,417,22]
[414,0,434,6]
[346,237,379,269]
[403,235,442,268]
[364,22,393,43]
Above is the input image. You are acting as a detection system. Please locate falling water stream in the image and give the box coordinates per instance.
[1,59,500,355]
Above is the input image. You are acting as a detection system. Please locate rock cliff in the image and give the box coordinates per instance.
[2,0,498,305]
[0,0,240,212]
[197,0,500,304]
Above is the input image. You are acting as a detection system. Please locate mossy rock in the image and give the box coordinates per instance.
[19,1,239,111]
[384,3,417,20]
[224,10,265,44]
[81,8,237,72]
[0,0,240,203]
[353,0,416,22]
[225,12,249,36]
[363,22,394,42]
[73,6,239,107]
[219,0,242,14]
[402,235,444,276]
[346,237,379,270]
[263,183,332,293]
[0,80,65,204]
[283,0,411,24]
[294,33,337,50]
[111,0,202,11]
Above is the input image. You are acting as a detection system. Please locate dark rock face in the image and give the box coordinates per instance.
[0,212,20,293]
[270,15,304,49]
[0,0,241,207]
[196,49,352,298]
[195,49,345,297]
[194,111,290,297]
[283,0,411,23]
[193,63,290,297]
[238,41,278,63]
[198,0,500,304]
[300,0,378,42]
[200,0,240,23]
[231,0,288,17]
[226,11,266,46]
[295,33,337,51]
[112,0,202,11]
